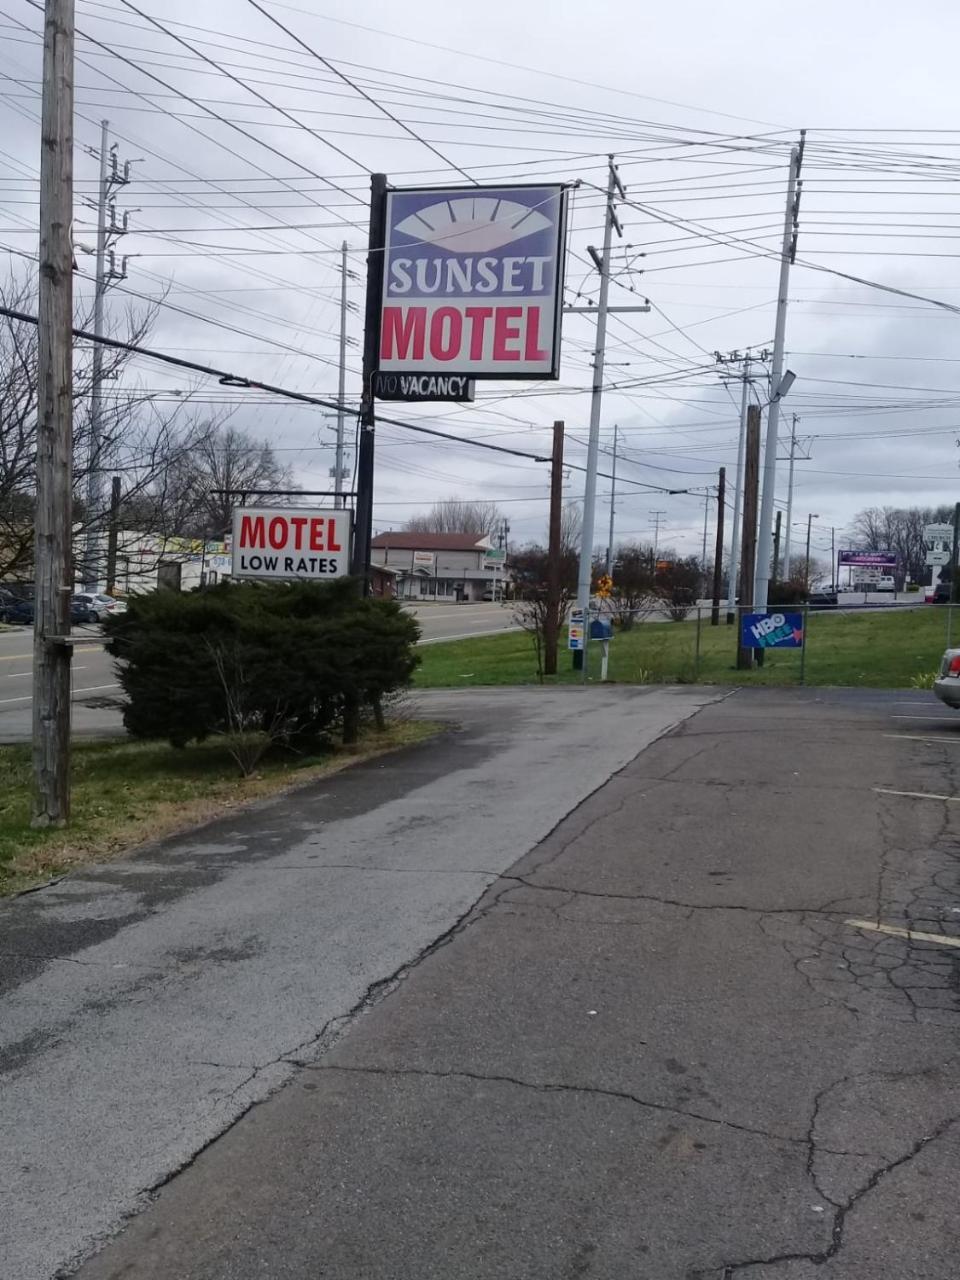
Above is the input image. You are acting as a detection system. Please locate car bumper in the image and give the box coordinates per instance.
[934,677,960,708]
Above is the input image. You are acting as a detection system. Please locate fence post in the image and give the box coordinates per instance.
[800,604,808,685]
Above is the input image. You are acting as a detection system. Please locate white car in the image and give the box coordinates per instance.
[73,592,127,623]
[934,648,960,708]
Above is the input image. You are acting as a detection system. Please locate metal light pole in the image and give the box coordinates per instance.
[574,157,619,670]
[805,512,819,590]
[726,359,750,619]
[755,138,804,611]
[782,414,798,580]
[605,423,618,575]
[650,509,665,564]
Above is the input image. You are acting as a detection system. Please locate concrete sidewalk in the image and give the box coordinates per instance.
[1,684,716,1280]
[71,687,960,1280]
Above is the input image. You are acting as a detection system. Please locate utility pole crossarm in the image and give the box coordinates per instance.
[563,304,651,314]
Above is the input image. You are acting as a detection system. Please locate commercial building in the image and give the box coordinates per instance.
[370,532,508,602]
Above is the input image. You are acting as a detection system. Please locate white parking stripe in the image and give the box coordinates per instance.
[874,787,959,802]
[847,919,960,949]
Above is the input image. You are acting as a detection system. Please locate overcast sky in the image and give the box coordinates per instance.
[3,0,960,563]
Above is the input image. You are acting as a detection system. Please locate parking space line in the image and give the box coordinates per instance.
[873,786,959,802]
[846,918,960,949]
[884,734,960,744]
[890,714,960,721]
[7,666,87,681]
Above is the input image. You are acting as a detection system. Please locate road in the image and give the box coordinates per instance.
[56,685,960,1280]
[0,684,716,1280]
[0,603,519,742]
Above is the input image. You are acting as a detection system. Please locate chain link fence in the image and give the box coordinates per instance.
[579,597,956,689]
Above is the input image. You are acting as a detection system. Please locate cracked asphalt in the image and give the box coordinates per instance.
[58,685,960,1280]
[0,684,717,1280]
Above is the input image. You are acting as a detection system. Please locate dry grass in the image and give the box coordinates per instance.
[0,720,441,895]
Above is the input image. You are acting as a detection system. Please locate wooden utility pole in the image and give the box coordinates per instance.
[710,466,725,625]
[736,406,761,670]
[104,475,121,595]
[544,420,565,676]
[33,0,75,828]
[772,510,782,586]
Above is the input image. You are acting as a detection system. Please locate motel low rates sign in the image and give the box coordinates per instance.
[378,184,568,381]
[231,507,351,581]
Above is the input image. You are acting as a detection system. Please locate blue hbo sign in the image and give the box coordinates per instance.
[741,611,805,650]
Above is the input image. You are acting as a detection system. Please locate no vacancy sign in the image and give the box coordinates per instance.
[378,184,568,380]
[231,507,351,581]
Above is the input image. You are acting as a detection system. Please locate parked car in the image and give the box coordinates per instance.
[808,589,838,610]
[72,592,127,623]
[932,582,951,604]
[1,596,101,626]
[0,596,34,625]
[934,648,960,708]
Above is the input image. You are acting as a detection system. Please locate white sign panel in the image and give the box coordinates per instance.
[924,523,953,544]
[927,548,950,567]
[379,184,568,379]
[412,550,435,568]
[231,507,351,580]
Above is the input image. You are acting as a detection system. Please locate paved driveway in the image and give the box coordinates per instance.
[0,685,715,1280]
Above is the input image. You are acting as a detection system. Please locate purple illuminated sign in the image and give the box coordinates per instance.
[837,551,897,568]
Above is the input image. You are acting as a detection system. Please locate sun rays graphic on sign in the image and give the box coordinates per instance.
[394,197,552,254]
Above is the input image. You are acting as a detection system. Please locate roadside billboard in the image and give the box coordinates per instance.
[837,551,897,568]
[231,507,351,581]
[378,184,568,380]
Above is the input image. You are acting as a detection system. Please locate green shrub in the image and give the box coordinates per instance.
[104,579,420,751]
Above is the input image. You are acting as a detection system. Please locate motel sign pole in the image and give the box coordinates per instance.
[354,173,388,592]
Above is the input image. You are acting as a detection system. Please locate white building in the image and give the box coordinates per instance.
[370,532,508,602]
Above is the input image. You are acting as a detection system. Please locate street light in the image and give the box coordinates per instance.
[805,513,820,589]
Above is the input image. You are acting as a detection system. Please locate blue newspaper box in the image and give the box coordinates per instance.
[589,617,613,640]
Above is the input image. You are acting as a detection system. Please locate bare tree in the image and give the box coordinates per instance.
[403,497,502,538]
[603,541,661,630]
[510,542,578,682]
[850,504,952,586]
[0,268,214,582]
[138,426,296,541]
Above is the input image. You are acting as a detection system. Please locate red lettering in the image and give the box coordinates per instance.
[465,306,493,360]
[239,515,265,549]
[289,515,308,550]
[524,306,549,362]
[493,307,523,361]
[380,307,425,360]
[327,519,342,552]
[268,517,287,550]
[309,518,325,552]
[429,307,462,361]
